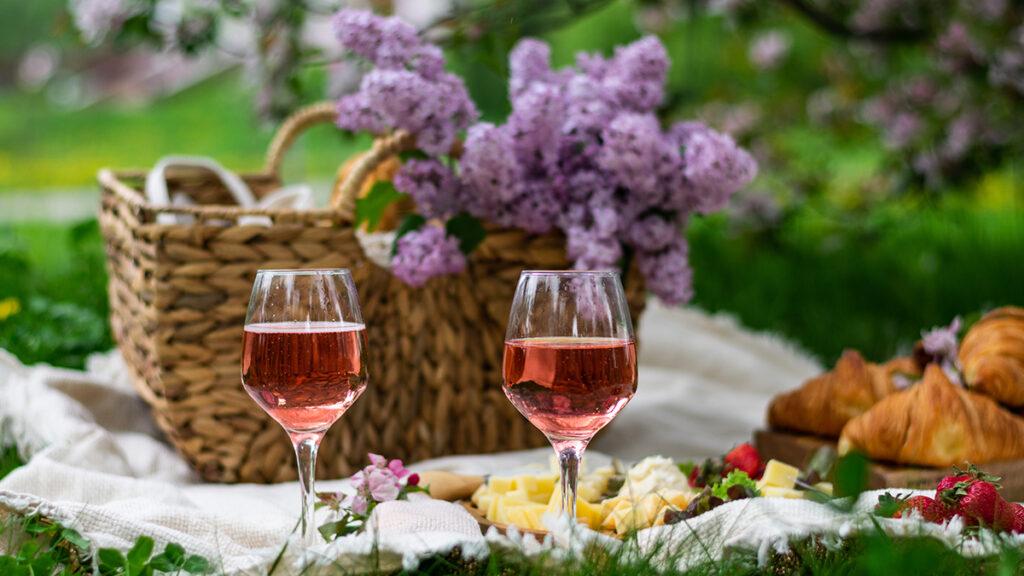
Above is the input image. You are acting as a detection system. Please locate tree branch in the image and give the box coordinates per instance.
[777,0,931,44]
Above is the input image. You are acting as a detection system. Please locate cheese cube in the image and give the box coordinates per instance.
[488,476,517,494]
[505,503,549,531]
[606,495,662,535]
[760,486,804,499]
[545,488,603,529]
[813,482,833,496]
[758,460,800,490]
[505,488,532,503]
[471,484,487,506]
[475,494,494,512]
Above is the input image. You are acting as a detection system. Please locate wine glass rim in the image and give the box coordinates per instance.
[255,268,352,276]
[521,269,620,276]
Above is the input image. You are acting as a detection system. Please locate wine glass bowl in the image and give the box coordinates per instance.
[502,270,637,522]
[241,269,367,546]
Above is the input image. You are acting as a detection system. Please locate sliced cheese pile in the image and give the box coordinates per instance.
[469,457,833,535]
[470,472,604,530]
[470,457,698,534]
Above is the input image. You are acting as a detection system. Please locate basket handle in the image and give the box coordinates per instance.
[263,101,416,220]
[263,101,339,178]
[330,130,415,219]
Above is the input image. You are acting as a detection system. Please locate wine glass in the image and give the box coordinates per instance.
[502,270,638,523]
[241,269,368,546]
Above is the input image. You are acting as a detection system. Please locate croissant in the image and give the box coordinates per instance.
[838,364,1024,467]
[959,306,1024,407]
[767,350,919,438]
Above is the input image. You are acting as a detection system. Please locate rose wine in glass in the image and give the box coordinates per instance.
[241,270,367,547]
[502,271,637,523]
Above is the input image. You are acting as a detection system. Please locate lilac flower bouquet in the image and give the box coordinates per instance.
[332,9,757,305]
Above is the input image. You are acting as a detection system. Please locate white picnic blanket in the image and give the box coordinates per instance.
[1,301,877,573]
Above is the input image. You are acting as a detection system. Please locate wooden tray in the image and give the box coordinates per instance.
[755,429,1024,501]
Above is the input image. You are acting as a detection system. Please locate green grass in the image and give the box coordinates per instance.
[690,199,1024,364]
[0,446,22,481]
[0,73,372,192]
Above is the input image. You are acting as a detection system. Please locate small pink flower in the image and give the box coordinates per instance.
[350,494,369,515]
[407,473,420,487]
[388,459,410,479]
[367,467,401,502]
[368,453,387,467]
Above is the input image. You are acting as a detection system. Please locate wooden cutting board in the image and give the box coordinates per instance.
[755,429,1024,501]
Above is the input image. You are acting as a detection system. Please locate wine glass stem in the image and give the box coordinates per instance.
[293,434,322,547]
[556,443,583,523]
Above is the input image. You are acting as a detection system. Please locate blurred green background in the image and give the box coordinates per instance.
[1,0,1021,370]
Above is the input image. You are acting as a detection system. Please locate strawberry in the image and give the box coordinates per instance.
[894,496,954,524]
[938,465,1006,528]
[723,443,765,479]
[934,474,972,497]
[1012,502,1024,534]
[942,479,1003,527]
[688,466,703,488]
[993,498,1018,532]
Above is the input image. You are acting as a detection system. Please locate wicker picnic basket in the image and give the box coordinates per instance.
[98,102,647,483]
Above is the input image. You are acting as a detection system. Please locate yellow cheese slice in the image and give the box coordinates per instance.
[760,486,804,499]
[488,476,517,494]
[758,459,800,490]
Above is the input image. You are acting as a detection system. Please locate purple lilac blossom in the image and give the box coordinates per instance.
[509,39,555,98]
[508,84,567,174]
[390,227,466,287]
[922,316,962,360]
[597,113,671,200]
[748,31,791,70]
[681,128,758,213]
[602,36,668,112]
[393,159,460,219]
[341,30,757,304]
[637,239,694,305]
[936,22,983,73]
[509,181,562,234]
[626,214,678,252]
[990,26,1024,96]
[921,316,963,386]
[459,123,523,217]
[333,10,477,155]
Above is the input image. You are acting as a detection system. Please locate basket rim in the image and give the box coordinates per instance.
[98,167,351,222]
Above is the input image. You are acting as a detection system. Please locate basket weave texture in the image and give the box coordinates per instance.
[98,102,647,483]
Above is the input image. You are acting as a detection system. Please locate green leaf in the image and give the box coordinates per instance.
[835,451,869,499]
[22,516,52,535]
[182,555,211,574]
[148,554,178,572]
[60,527,90,551]
[354,181,406,232]
[391,214,428,257]
[398,150,430,162]
[0,557,29,576]
[30,555,57,576]
[445,213,486,255]
[711,470,758,500]
[17,540,39,562]
[127,536,154,571]
[98,548,127,570]
[163,543,185,565]
[874,491,909,518]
